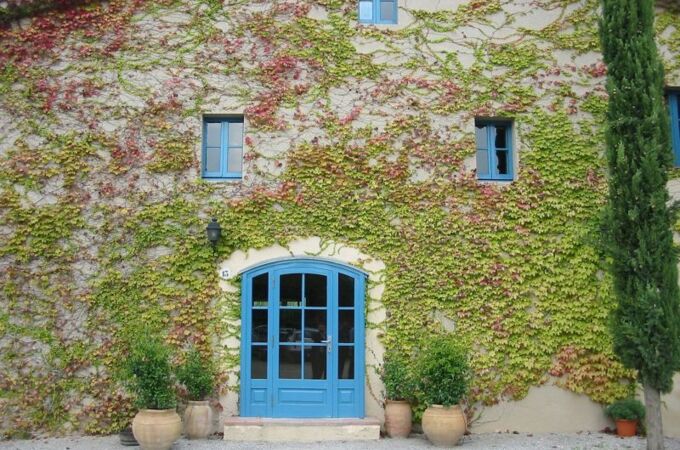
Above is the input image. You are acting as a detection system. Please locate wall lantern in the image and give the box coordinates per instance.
[206,218,222,250]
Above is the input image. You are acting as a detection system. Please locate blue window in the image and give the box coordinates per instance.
[668,92,680,166]
[202,117,244,179]
[475,120,514,181]
[358,0,397,24]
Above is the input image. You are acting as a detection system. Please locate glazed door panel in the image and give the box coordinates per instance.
[240,260,365,418]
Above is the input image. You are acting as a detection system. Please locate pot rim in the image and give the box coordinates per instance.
[187,400,210,405]
[615,418,638,423]
[137,408,178,414]
[385,399,410,405]
[428,404,462,410]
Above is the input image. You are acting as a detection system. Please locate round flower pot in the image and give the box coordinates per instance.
[615,419,638,437]
[132,409,182,450]
[384,400,412,438]
[184,400,213,439]
[422,404,466,447]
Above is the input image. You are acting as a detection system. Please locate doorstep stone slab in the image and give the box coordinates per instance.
[223,417,381,442]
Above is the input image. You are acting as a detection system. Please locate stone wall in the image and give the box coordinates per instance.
[2,0,680,438]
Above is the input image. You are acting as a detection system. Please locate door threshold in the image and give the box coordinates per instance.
[224,416,380,442]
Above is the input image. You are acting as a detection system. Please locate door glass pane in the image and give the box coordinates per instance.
[380,0,394,21]
[228,121,243,147]
[280,310,301,342]
[251,346,267,379]
[227,147,242,173]
[305,274,327,307]
[496,150,509,175]
[338,346,354,379]
[304,346,327,379]
[280,274,302,307]
[495,126,507,149]
[339,310,354,343]
[305,310,327,342]
[252,273,268,307]
[475,124,487,149]
[476,149,489,176]
[339,274,354,307]
[279,346,301,379]
[359,0,373,20]
[252,310,267,343]
[206,122,221,147]
[205,147,221,173]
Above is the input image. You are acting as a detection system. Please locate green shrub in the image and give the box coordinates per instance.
[416,336,470,407]
[124,336,176,410]
[176,348,215,401]
[382,353,415,401]
[606,398,646,421]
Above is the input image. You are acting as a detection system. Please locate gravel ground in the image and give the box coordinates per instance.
[2,433,680,450]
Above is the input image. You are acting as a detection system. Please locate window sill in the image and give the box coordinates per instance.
[202,177,242,182]
[477,178,515,183]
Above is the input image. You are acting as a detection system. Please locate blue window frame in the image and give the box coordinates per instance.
[358,0,397,24]
[475,120,514,181]
[202,116,243,179]
[668,91,680,166]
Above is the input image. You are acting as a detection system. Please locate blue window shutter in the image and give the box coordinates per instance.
[475,124,491,179]
[669,92,680,166]
[475,120,514,181]
[359,0,396,24]
[377,0,397,24]
[358,0,373,22]
[202,119,223,178]
[202,117,244,179]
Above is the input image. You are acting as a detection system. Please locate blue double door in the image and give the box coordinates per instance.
[241,259,365,418]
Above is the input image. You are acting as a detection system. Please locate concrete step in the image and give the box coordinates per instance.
[223,417,381,442]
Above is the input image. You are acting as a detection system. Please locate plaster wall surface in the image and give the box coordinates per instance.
[3,0,680,439]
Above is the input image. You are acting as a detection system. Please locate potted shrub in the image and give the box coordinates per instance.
[606,398,645,437]
[416,336,471,447]
[381,353,415,438]
[176,348,216,439]
[125,336,181,450]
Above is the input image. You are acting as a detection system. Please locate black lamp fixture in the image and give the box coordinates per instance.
[206,218,222,250]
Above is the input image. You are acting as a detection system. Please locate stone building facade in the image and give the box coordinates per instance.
[2,0,680,438]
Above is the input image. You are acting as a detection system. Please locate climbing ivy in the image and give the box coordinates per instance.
[1,0,679,438]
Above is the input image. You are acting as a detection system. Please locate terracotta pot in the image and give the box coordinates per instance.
[422,404,466,447]
[132,409,182,450]
[615,419,638,437]
[384,400,412,438]
[184,400,213,439]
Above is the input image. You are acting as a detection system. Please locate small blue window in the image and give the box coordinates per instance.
[358,0,397,24]
[475,120,514,181]
[202,117,244,179]
[668,92,680,166]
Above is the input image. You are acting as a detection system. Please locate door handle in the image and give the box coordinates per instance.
[321,335,332,353]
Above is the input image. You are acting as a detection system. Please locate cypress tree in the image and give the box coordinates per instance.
[600,1,680,449]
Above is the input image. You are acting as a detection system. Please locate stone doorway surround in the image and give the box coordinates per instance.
[217,237,387,427]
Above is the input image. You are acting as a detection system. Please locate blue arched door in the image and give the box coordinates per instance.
[240,258,366,418]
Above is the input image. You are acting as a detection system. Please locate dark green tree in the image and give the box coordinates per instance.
[600,1,680,449]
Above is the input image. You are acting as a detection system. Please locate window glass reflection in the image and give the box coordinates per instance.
[252,273,268,307]
[281,274,302,306]
[304,346,327,380]
[279,345,301,379]
[339,274,354,307]
[338,346,354,379]
[305,274,327,307]
[251,346,267,379]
